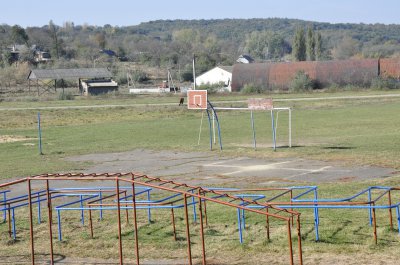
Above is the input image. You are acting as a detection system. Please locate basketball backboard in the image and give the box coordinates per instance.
[187,90,208,109]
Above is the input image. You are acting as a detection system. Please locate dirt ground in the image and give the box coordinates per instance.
[66,149,397,187]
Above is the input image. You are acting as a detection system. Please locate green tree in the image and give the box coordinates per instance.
[306,27,315,61]
[292,28,306,61]
[48,20,61,59]
[315,32,323,60]
[11,25,29,45]
[95,32,107,49]
[332,35,360,60]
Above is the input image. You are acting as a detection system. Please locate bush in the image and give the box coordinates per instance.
[370,77,400,90]
[289,71,316,92]
[241,83,263,94]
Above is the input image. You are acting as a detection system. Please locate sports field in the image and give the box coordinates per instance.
[0,90,400,264]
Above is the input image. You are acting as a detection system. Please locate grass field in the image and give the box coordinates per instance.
[1,90,400,264]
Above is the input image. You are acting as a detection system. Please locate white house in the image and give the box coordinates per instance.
[195,66,233,92]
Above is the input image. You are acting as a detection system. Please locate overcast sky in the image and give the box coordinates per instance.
[2,0,400,27]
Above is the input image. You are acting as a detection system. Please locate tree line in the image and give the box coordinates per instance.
[1,18,400,85]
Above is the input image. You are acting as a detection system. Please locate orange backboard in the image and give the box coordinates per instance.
[187,90,208,109]
[248,98,273,110]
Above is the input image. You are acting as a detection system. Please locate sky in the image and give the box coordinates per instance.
[2,0,400,28]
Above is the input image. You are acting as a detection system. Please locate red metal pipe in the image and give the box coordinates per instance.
[27,178,35,265]
[372,203,377,245]
[171,205,177,241]
[116,178,123,265]
[388,190,393,230]
[287,220,294,265]
[198,189,206,265]
[296,215,303,265]
[46,180,54,264]
[183,194,193,265]
[131,174,140,265]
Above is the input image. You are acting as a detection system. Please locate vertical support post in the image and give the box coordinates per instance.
[183,194,193,265]
[124,191,129,224]
[57,210,62,241]
[297,215,303,265]
[2,192,7,222]
[192,54,196,90]
[116,178,123,265]
[203,198,208,227]
[131,175,140,265]
[266,207,270,241]
[171,205,177,241]
[146,190,151,223]
[80,195,84,225]
[241,208,246,229]
[205,109,213,151]
[251,111,257,150]
[372,203,377,244]
[396,206,400,235]
[368,189,373,226]
[289,108,292,148]
[287,220,294,265]
[388,190,393,230]
[11,208,16,239]
[89,206,94,238]
[198,189,206,265]
[37,193,41,224]
[38,112,43,155]
[191,190,197,223]
[46,180,54,264]
[313,188,319,241]
[7,204,11,238]
[290,190,294,227]
[237,208,243,244]
[270,110,276,151]
[212,109,216,144]
[99,191,103,220]
[27,178,35,265]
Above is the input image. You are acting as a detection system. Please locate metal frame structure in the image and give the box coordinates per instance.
[203,101,292,151]
[0,173,303,265]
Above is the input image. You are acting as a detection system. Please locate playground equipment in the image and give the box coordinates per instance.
[0,173,303,265]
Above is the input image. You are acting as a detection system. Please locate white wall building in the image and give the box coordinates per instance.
[195,66,233,92]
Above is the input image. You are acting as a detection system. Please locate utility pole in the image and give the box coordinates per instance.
[192,54,196,90]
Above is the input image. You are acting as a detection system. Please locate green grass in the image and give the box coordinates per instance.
[0,92,400,179]
[1,91,400,263]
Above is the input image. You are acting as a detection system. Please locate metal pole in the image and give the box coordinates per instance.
[289,108,292,148]
[80,195,84,225]
[7,204,11,238]
[46,180,54,264]
[171,206,177,241]
[89,206,94,238]
[116,178,123,265]
[198,189,206,265]
[11,208,15,239]
[38,112,43,155]
[2,192,7,222]
[191,190,197,223]
[237,208,243,243]
[388,190,393,230]
[192,54,196,90]
[266,207,270,240]
[251,111,256,150]
[28,179,35,265]
[37,193,41,224]
[368,189,373,226]
[287,220,294,265]
[146,190,151,223]
[131,175,140,265]
[183,194,193,265]
[314,188,319,241]
[270,110,276,151]
[297,215,303,265]
[99,191,103,220]
[57,210,62,241]
[124,191,129,224]
[372,203,377,244]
